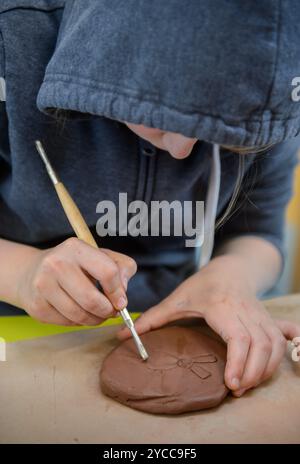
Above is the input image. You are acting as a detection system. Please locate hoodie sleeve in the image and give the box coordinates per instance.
[37,0,300,148]
[214,138,299,271]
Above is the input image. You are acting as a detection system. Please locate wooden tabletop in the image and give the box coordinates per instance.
[0,295,299,444]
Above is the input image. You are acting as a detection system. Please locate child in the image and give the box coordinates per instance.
[0,0,300,398]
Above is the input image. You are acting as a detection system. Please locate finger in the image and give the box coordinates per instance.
[211,317,251,391]
[238,319,272,391]
[101,249,137,290]
[117,299,176,340]
[233,388,246,398]
[66,239,128,310]
[45,284,104,326]
[275,319,300,341]
[260,322,287,382]
[33,300,76,326]
[57,264,115,318]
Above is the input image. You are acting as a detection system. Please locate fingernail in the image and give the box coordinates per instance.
[231,377,240,390]
[117,296,127,310]
[234,389,246,397]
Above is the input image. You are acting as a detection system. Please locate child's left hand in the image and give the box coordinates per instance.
[118,255,300,396]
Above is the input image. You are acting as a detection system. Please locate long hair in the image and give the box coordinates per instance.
[215,143,274,230]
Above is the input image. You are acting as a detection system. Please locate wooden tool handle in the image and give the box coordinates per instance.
[55,182,98,248]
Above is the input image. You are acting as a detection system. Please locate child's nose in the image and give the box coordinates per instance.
[162,132,197,159]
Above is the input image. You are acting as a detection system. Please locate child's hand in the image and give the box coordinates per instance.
[17,238,137,326]
[118,255,300,395]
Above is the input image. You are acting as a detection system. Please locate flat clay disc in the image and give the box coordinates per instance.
[100,326,229,415]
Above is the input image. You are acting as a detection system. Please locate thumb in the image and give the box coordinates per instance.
[275,319,300,341]
[117,300,176,340]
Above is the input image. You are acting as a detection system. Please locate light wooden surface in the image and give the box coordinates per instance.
[0,295,299,444]
[287,159,300,292]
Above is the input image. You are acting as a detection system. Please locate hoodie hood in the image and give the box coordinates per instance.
[37,0,300,147]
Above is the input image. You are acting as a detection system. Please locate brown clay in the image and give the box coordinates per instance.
[100,326,229,414]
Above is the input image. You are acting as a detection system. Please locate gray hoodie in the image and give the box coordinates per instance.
[0,0,299,314]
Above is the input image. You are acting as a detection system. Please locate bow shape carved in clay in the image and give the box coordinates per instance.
[122,349,218,380]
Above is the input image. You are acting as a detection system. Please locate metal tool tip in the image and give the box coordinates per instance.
[140,345,149,361]
[35,140,59,185]
[35,140,46,159]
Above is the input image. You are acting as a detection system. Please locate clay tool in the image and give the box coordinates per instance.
[35,140,149,361]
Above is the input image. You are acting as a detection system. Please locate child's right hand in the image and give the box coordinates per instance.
[17,238,137,326]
